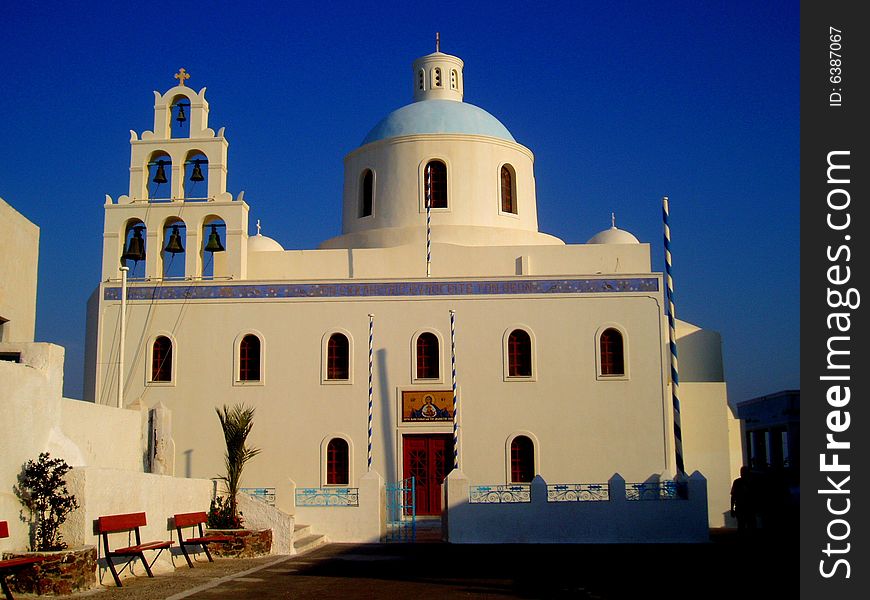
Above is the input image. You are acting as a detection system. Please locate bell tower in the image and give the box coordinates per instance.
[102,69,249,282]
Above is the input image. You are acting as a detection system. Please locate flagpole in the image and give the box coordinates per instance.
[118,264,129,409]
[367,313,374,472]
[450,309,458,469]
[662,196,685,478]
[426,164,432,277]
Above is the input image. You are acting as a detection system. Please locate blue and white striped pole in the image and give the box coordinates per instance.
[450,309,458,469]
[662,196,686,478]
[426,164,432,277]
[367,313,374,472]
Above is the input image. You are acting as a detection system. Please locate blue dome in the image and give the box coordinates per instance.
[361,100,515,145]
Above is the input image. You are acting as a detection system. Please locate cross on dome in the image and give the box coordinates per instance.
[256,219,261,235]
[174,68,190,87]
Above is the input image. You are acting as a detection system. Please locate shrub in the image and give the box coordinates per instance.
[14,452,80,551]
[207,495,242,529]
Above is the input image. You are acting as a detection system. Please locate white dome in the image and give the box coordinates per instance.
[248,234,284,252]
[586,226,640,245]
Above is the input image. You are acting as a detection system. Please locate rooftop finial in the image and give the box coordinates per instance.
[436,32,440,53]
[174,68,190,87]
[611,212,616,228]
[256,219,262,235]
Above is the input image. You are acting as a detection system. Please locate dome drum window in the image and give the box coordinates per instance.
[500,165,517,215]
[359,169,374,218]
[425,161,448,209]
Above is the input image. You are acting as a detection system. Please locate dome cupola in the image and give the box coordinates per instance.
[586,214,641,245]
[323,42,563,250]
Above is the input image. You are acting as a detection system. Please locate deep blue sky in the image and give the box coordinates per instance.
[1,1,798,404]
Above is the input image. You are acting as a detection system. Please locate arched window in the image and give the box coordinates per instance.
[151,336,172,382]
[450,69,458,90]
[416,332,440,379]
[326,438,349,485]
[239,334,261,381]
[425,161,447,209]
[600,328,625,376]
[432,67,442,87]
[360,169,373,218]
[510,436,535,483]
[327,333,350,380]
[507,329,532,377]
[418,69,425,91]
[501,165,516,214]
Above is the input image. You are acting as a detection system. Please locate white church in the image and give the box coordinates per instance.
[82,45,741,541]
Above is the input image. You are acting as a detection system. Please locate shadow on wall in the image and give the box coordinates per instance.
[677,329,724,383]
[377,348,395,483]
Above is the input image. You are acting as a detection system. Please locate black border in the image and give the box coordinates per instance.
[801,2,869,596]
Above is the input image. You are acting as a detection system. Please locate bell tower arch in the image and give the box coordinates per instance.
[102,69,248,281]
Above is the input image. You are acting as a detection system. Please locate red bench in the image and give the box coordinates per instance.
[97,512,173,587]
[173,512,233,568]
[0,520,47,600]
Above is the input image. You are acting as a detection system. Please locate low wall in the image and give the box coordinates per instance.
[289,471,385,543]
[63,467,213,585]
[234,491,294,554]
[444,471,709,543]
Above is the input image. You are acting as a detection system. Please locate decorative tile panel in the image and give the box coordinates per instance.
[105,277,659,302]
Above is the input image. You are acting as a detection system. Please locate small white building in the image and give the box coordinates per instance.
[85,47,741,539]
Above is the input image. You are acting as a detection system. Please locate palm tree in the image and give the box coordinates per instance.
[215,403,261,523]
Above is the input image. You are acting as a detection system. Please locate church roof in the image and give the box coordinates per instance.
[361,99,515,145]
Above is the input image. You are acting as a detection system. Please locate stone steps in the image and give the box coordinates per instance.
[292,524,327,555]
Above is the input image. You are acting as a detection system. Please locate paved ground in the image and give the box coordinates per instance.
[13,528,798,599]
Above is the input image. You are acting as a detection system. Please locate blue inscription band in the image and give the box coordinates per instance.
[104,277,659,301]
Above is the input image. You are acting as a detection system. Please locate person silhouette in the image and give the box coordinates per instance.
[730,466,756,533]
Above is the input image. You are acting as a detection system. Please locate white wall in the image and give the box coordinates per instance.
[0,197,39,343]
[288,471,385,543]
[63,467,213,583]
[443,470,709,543]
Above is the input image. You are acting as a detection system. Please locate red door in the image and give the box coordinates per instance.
[403,434,453,515]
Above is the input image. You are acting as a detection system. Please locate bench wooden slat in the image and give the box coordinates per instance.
[98,512,147,533]
[173,512,209,528]
[112,541,173,555]
[0,556,46,569]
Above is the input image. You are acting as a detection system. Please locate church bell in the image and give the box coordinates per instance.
[204,224,225,253]
[121,226,146,263]
[163,224,185,254]
[176,103,187,125]
[190,159,205,182]
[152,160,168,184]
